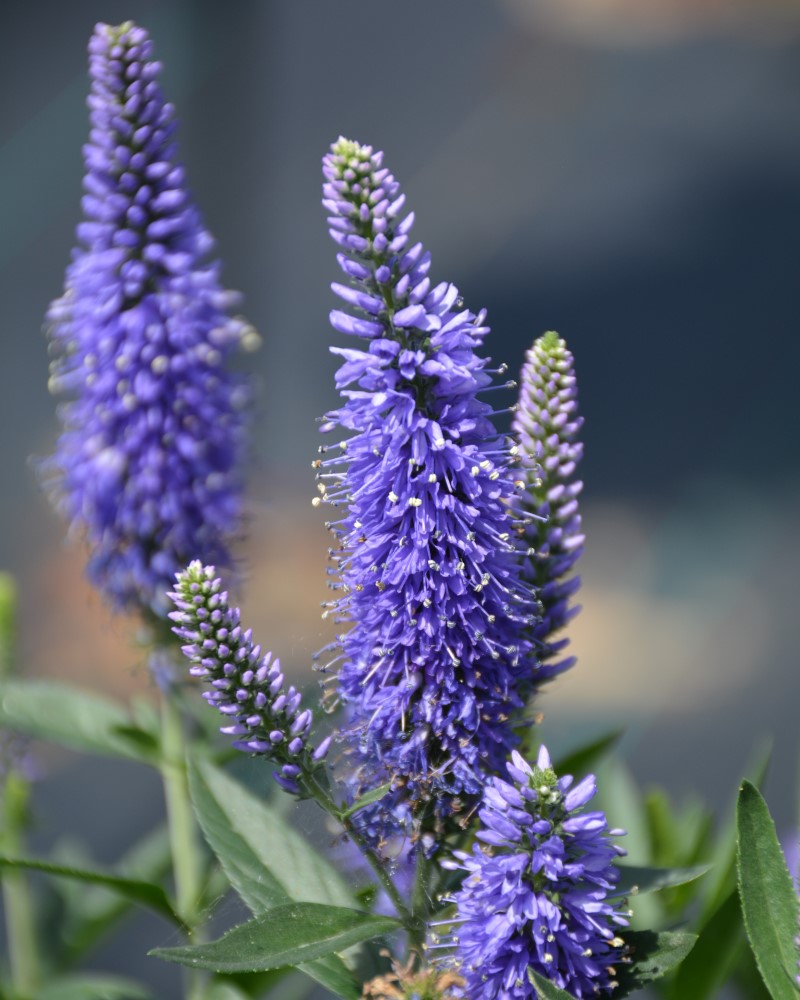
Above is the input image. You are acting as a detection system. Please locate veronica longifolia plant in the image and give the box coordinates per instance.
[12,22,767,996]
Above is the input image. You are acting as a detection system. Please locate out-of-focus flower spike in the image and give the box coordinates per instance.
[43,22,257,617]
[169,562,329,796]
[513,332,584,680]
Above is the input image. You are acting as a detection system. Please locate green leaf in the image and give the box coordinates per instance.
[294,952,362,1000]
[593,757,659,930]
[0,855,182,926]
[614,863,710,898]
[340,782,393,819]
[736,780,799,1000]
[109,724,159,755]
[36,974,154,1000]
[669,892,743,1000]
[614,930,698,998]
[54,826,173,960]
[702,739,771,921]
[0,679,156,763]
[528,969,575,999]
[735,944,777,1000]
[645,792,715,919]
[151,903,400,973]
[188,759,361,998]
[189,759,354,911]
[204,983,252,1000]
[188,760,287,913]
[210,969,297,999]
[554,730,622,780]
[645,789,713,870]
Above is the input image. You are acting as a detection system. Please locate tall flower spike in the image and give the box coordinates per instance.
[169,562,331,796]
[319,138,536,804]
[44,22,255,616]
[513,333,584,680]
[445,746,628,999]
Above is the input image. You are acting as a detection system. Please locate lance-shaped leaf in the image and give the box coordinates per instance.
[614,930,698,997]
[0,679,155,762]
[736,780,799,1000]
[37,974,154,1000]
[151,903,400,973]
[528,970,574,999]
[0,856,181,926]
[702,740,771,921]
[553,730,622,781]
[614,863,710,898]
[340,782,393,820]
[189,759,354,911]
[53,825,173,961]
[669,892,744,1000]
[188,760,360,998]
[204,983,255,1000]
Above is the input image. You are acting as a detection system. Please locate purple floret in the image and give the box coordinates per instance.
[513,333,584,680]
[169,561,330,795]
[44,22,254,616]
[446,746,628,999]
[318,138,538,804]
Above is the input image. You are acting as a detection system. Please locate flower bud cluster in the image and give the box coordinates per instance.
[169,561,330,795]
[513,333,584,679]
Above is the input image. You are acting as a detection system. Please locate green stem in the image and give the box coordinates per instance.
[1,772,39,997]
[409,849,431,959]
[160,690,205,1000]
[306,773,415,928]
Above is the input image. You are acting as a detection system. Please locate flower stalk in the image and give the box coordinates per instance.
[1,772,39,997]
[0,576,39,996]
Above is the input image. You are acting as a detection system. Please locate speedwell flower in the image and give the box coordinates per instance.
[169,561,330,795]
[318,138,536,803]
[446,746,628,998]
[45,22,253,616]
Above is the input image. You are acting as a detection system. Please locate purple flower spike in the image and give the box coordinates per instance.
[169,562,328,795]
[447,746,629,999]
[44,22,256,616]
[318,138,535,803]
[513,333,584,681]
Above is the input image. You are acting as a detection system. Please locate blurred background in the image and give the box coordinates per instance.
[1,0,799,993]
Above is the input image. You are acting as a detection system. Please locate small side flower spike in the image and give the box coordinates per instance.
[169,562,330,795]
[445,746,628,998]
[513,332,584,680]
